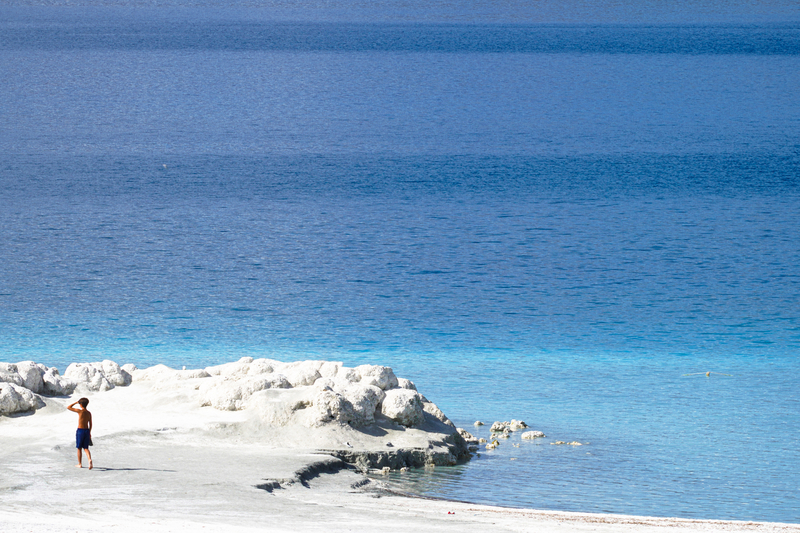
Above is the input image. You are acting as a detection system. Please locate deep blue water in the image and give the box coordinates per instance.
[1,2,799,523]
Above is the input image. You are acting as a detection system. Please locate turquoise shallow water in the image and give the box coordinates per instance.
[1,2,799,523]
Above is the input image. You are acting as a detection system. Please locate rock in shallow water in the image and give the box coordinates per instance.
[521,431,546,439]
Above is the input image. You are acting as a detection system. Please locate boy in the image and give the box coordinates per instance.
[67,397,93,469]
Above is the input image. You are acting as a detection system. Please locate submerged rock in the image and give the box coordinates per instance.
[521,431,546,440]
[491,419,529,432]
[509,419,528,430]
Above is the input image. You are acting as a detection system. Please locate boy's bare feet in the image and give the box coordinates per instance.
[75,464,82,468]
[88,461,93,470]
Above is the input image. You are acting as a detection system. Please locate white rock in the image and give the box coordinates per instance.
[396,378,417,390]
[15,361,45,394]
[180,368,211,380]
[65,362,115,392]
[521,431,546,440]
[0,382,45,416]
[317,361,341,379]
[101,360,132,387]
[490,421,506,432]
[42,367,75,396]
[353,365,398,390]
[247,358,278,376]
[341,384,385,426]
[312,389,355,426]
[457,428,478,444]
[509,419,528,431]
[200,374,291,411]
[63,360,133,392]
[0,363,26,388]
[1,362,76,396]
[204,359,250,378]
[381,389,425,427]
[279,361,322,387]
[314,378,336,391]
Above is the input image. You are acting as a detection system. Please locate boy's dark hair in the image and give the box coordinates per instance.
[78,398,89,408]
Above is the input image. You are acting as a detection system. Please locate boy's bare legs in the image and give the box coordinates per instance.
[76,448,93,469]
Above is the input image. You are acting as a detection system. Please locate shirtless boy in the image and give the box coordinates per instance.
[67,398,93,469]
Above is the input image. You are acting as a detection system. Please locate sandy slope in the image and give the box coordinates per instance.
[1,382,797,533]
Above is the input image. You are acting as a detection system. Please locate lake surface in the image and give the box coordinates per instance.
[1,1,799,523]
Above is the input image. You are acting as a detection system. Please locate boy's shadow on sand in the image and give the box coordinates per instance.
[91,467,177,472]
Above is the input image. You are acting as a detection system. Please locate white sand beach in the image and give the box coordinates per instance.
[2,359,798,533]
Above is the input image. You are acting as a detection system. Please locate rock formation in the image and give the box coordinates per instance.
[0,357,472,470]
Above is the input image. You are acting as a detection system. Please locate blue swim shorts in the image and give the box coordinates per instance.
[76,428,93,449]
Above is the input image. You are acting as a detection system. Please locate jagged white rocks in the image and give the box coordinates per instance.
[490,421,505,432]
[0,363,27,389]
[0,382,45,415]
[131,357,436,430]
[380,389,424,427]
[509,419,528,430]
[42,367,75,396]
[1,356,455,440]
[396,378,416,390]
[457,428,479,444]
[337,365,398,391]
[341,384,385,426]
[313,389,356,426]
[491,419,529,432]
[1,362,46,393]
[65,361,132,392]
[1,361,75,397]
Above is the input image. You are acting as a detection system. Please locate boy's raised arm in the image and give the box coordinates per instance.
[67,401,80,413]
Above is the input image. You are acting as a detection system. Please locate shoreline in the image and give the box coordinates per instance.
[2,359,799,531]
